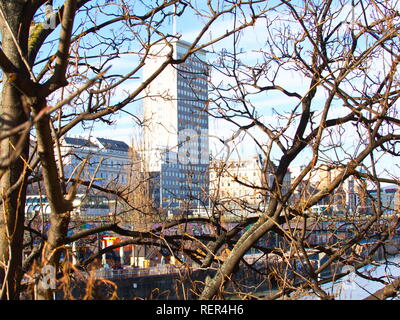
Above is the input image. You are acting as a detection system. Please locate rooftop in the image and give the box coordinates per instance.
[63,136,130,152]
[96,137,130,152]
[64,137,97,148]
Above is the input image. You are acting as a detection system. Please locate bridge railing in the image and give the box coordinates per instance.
[91,264,192,280]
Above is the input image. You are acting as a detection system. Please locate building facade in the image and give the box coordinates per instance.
[290,164,358,216]
[25,136,131,217]
[366,186,398,215]
[60,136,131,187]
[143,40,209,212]
[209,155,291,216]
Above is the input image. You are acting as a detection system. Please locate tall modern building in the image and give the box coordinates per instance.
[143,40,209,212]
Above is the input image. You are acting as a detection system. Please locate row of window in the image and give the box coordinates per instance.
[162,179,204,188]
[178,122,208,130]
[70,156,130,169]
[178,80,207,91]
[210,171,258,179]
[218,190,263,198]
[178,63,208,74]
[162,163,208,170]
[178,106,208,115]
[97,172,128,183]
[163,171,205,178]
[177,89,207,99]
[178,113,207,121]
[102,160,130,168]
[179,100,208,109]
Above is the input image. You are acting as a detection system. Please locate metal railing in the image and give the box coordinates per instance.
[91,264,190,280]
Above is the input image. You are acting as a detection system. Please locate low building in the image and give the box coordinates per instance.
[365,186,398,215]
[60,136,131,188]
[209,155,291,215]
[290,164,358,216]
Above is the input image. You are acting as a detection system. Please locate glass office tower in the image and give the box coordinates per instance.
[143,40,209,213]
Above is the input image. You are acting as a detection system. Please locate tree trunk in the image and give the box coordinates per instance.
[0,1,30,300]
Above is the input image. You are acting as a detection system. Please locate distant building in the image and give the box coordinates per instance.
[209,155,291,215]
[60,136,131,187]
[366,186,398,215]
[143,39,209,212]
[25,193,111,218]
[394,188,400,213]
[25,136,131,216]
[291,164,358,216]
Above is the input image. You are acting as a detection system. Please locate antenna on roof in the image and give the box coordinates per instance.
[173,12,177,36]
[172,3,186,37]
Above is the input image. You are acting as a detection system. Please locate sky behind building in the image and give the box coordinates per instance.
[63,1,400,184]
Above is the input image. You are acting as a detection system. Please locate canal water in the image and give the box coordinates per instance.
[300,254,400,300]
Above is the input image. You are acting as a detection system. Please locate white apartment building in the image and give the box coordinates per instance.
[25,136,131,217]
[143,39,209,211]
[60,136,131,187]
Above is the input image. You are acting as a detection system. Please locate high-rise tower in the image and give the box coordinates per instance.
[143,40,209,213]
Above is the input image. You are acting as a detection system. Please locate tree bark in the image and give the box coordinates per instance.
[0,0,30,300]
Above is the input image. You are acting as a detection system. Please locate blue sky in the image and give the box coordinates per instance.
[40,0,400,182]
